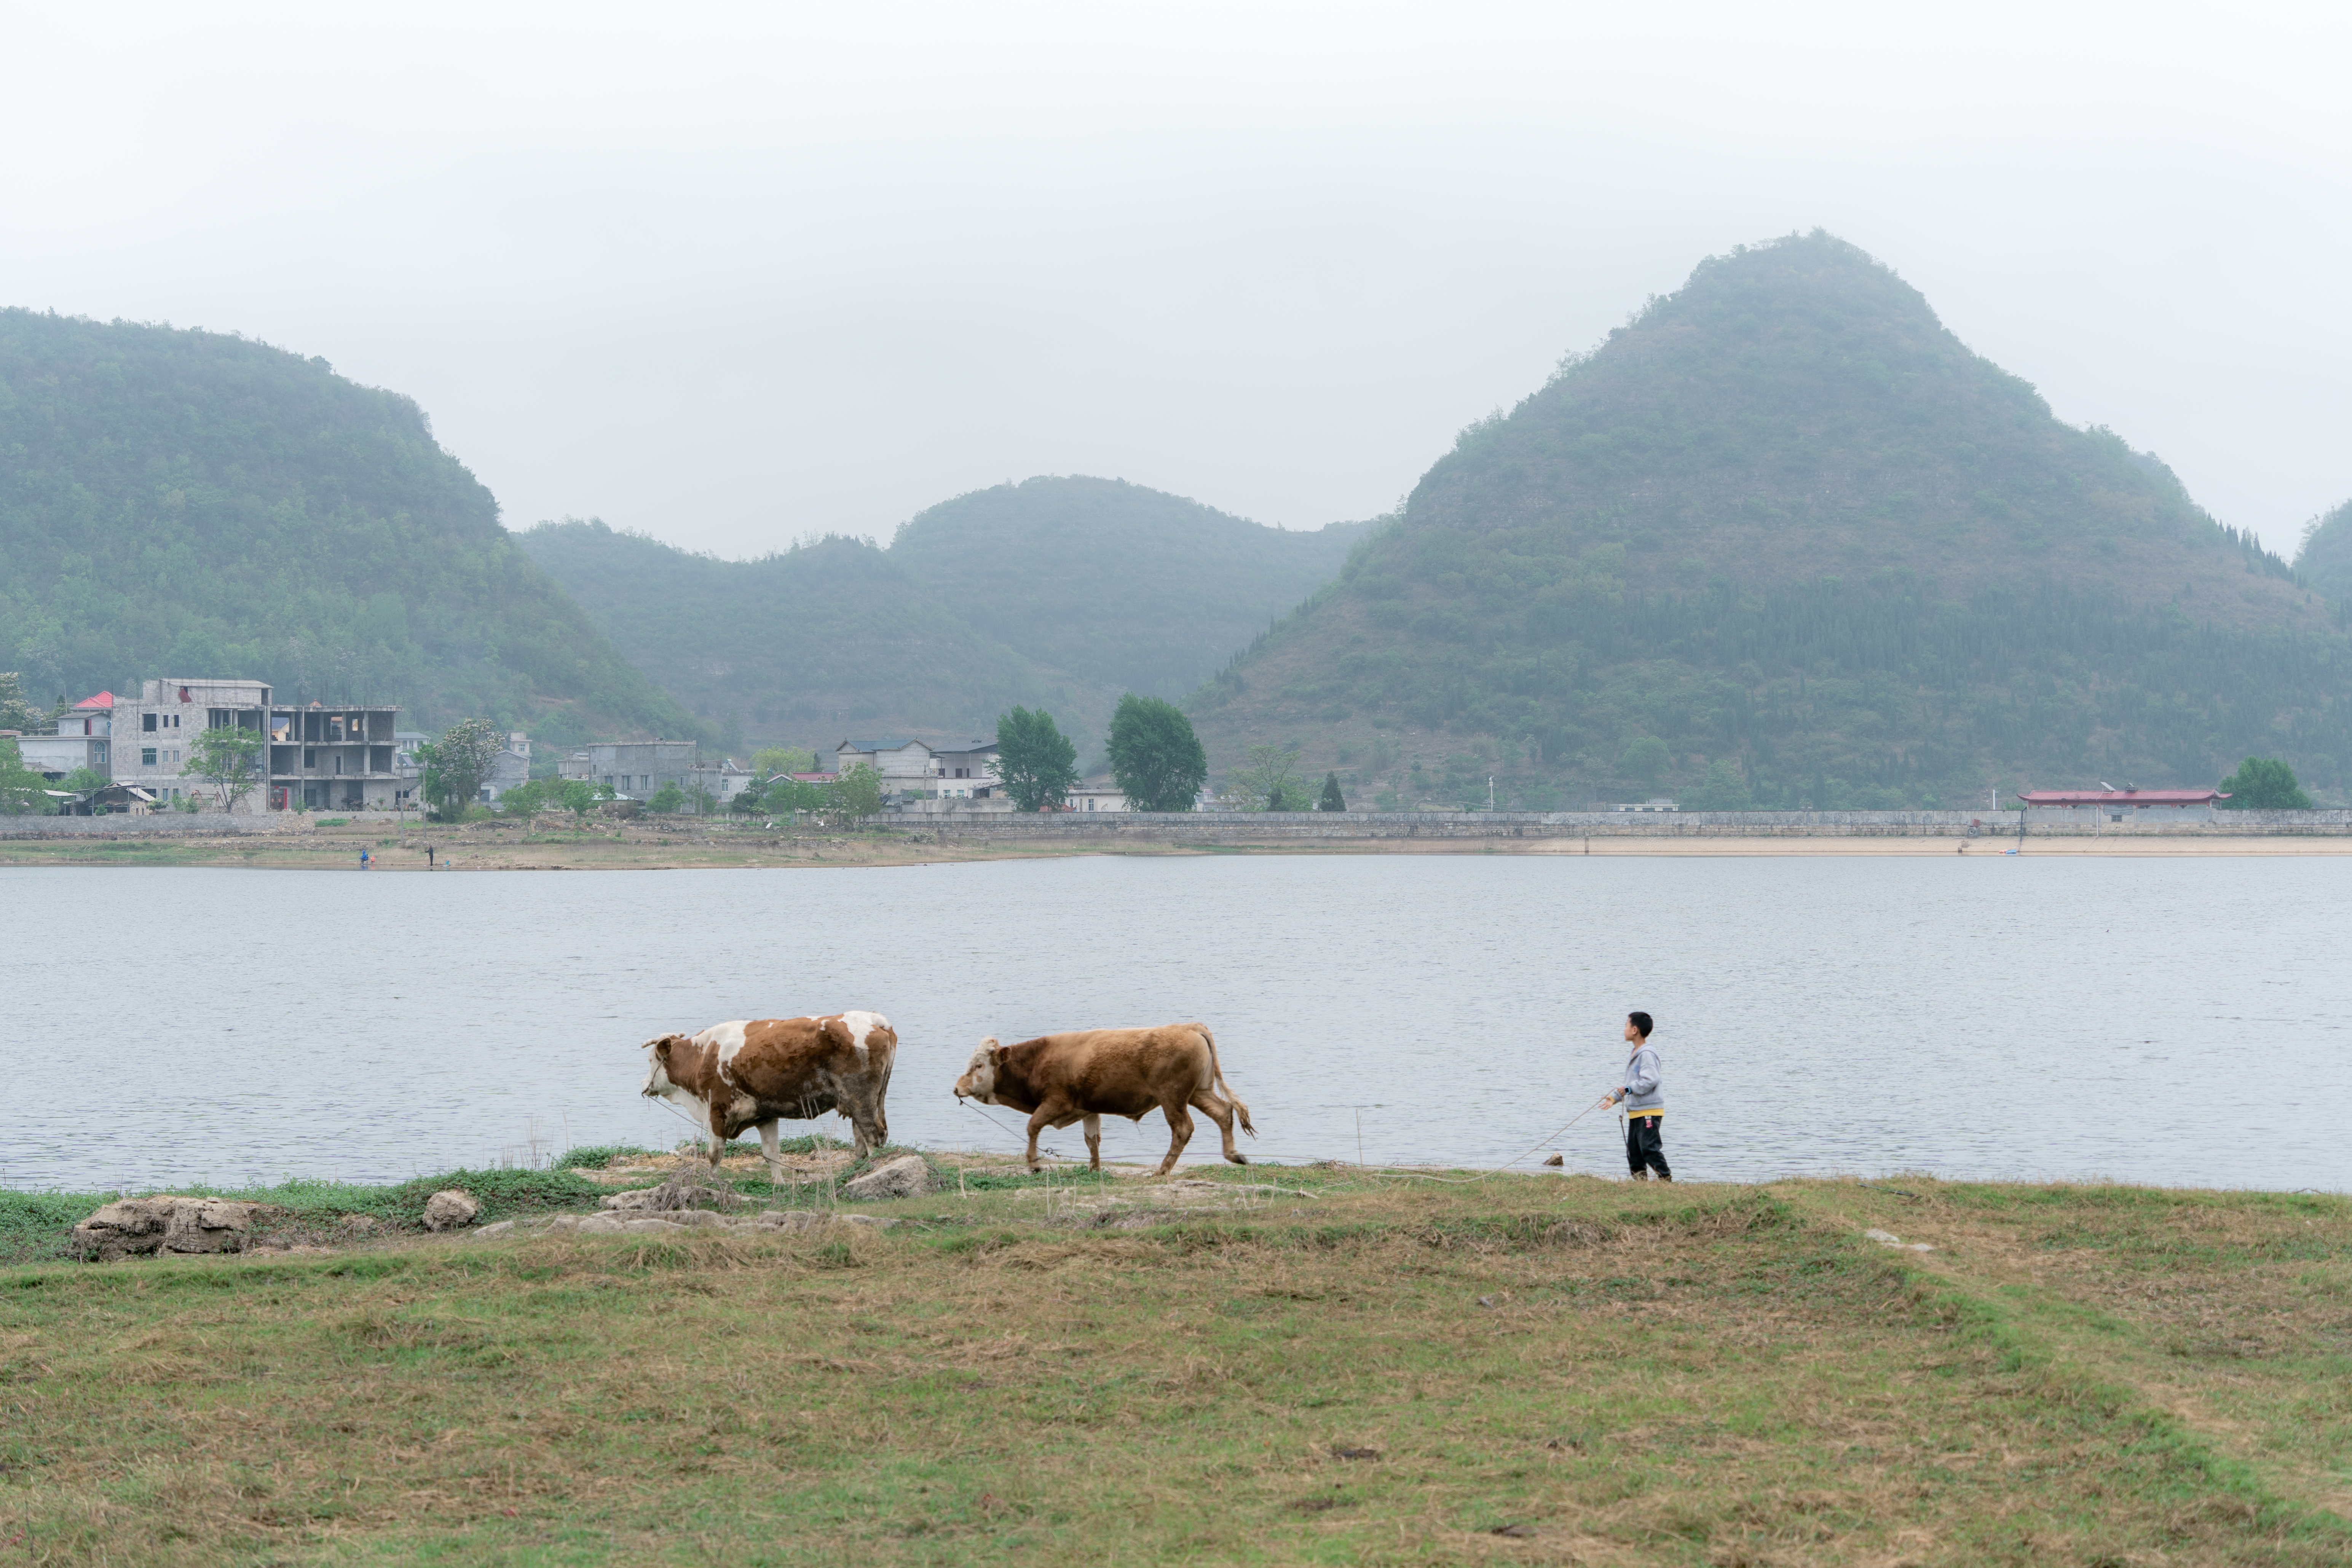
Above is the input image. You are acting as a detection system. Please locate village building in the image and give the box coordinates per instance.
[831,737,938,797]
[2017,787,2228,823]
[112,679,405,812]
[558,740,699,800]
[1065,780,1128,813]
[480,733,533,804]
[14,691,114,779]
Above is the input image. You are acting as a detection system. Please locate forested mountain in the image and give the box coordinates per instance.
[0,310,689,744]
[522,479,1366,753]
[516,522,1058,749]
[889,478,1368,702]
[2299,499,2352,606]
[1193,233,2351,809]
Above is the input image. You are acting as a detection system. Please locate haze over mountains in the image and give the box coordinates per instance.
[521,481,1366,756]
[0,309,686,745]
[1194,233,2352,807]
[5,233,2347,804]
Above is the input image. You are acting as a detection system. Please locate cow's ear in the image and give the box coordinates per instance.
[654,1036,674,1062]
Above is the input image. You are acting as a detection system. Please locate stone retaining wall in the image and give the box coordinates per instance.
[0,812,309,839]
[910,808,2352,842]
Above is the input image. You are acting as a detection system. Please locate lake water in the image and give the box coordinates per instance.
[4,855,2346,1193]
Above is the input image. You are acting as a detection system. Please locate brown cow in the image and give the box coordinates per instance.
[952,1022,1255,1175]
[641,1011,897,1180]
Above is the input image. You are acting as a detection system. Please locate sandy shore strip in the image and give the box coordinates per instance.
[5,823,2350,869]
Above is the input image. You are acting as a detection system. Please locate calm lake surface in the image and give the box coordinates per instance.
[5,855,2347,1193]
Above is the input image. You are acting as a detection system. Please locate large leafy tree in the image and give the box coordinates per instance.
[995,707,1078,812]
[185,722,267,812]
[415,718,505,820]
[2217,756,2313,810]
[0,672,34,735]
[0,738,54,815]
[1106,694,1207,813]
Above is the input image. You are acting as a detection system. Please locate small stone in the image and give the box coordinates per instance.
[665,1209,725,1227]
[1863,1228,1902,1246]
[1477,1295,1496,1308]
[422,1190,480,1231]
[841,1154,930,1202]
[472,1219,517,1240]
[544,1215,582,1234]
[1541,1154,1564,1167]
[575,1214,624,1235]
[622,1217,685,1233]
[600,1190,657,1211]
[834,1213,897,1230]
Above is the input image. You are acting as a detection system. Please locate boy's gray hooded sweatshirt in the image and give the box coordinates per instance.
[1618,1042,1663,1115]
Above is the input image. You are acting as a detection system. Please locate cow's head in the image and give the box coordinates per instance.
[953,1038,1005,1102]
[640,1034,693,1101]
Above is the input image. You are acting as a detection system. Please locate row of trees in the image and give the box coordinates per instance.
[991,693,1345,813]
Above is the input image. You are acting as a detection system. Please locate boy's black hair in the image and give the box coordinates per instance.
[1628,1011,1654,1039]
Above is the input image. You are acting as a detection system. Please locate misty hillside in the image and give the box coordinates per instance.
[523,478,1367,751]
[889,477,1369,702]
[1193,233,2351,808]
[516,522,1061,749]
[2299,499,2352,606]
[0,310,690,743]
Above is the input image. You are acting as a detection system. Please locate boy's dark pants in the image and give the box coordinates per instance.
[1623,1113,1669,1179]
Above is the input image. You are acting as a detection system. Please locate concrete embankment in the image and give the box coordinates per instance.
[908,806,2352,850]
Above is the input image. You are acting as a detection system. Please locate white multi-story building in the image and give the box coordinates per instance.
[832,737,1003,801]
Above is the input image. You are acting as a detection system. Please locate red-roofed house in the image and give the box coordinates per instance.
[2018,787,2227,822]
[14,691,113,779]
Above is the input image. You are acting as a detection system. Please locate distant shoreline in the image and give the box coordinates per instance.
[5,815,2352,869]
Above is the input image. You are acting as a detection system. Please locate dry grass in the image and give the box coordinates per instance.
[1,1172,2345,1565]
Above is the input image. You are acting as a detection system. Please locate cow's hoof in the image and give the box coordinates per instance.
[1226,1153,1250,1165]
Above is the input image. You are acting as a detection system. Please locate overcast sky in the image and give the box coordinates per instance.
[4,2,2346,558]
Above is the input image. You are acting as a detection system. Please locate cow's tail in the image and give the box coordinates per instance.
[1197,1024,1255,1137]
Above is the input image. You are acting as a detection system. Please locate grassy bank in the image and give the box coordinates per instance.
[1,1165,2347,1564]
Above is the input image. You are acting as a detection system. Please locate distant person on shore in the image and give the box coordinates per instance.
[359,848,370,870]
[1597,1011,1669,1181]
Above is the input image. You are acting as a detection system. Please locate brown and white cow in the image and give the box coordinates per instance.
[952,1022,1255,1175]
[641,1011,897,1180]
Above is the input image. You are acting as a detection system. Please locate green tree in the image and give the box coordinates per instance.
[648,781,685,814]
[1316,772,1346,811]
[752,746,815,777]
[827,762,884,824]
[1106,694,1208,812]
[0,739,54,815]
[2217,756,2313,810]
[0,672,34,735]
[1618,736,1671,793]
[497,778,554,815]
[1685,758,1752,811]
[1231,743,1304,812]
[415,718,504,821]
[995,707,1078,812]
[185,721,267,812]
[58,766,111,797]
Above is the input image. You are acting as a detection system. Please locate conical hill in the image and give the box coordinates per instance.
[1191,233,2349,808]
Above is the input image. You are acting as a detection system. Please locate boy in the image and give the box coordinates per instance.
[1597,1011,1669,1181]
